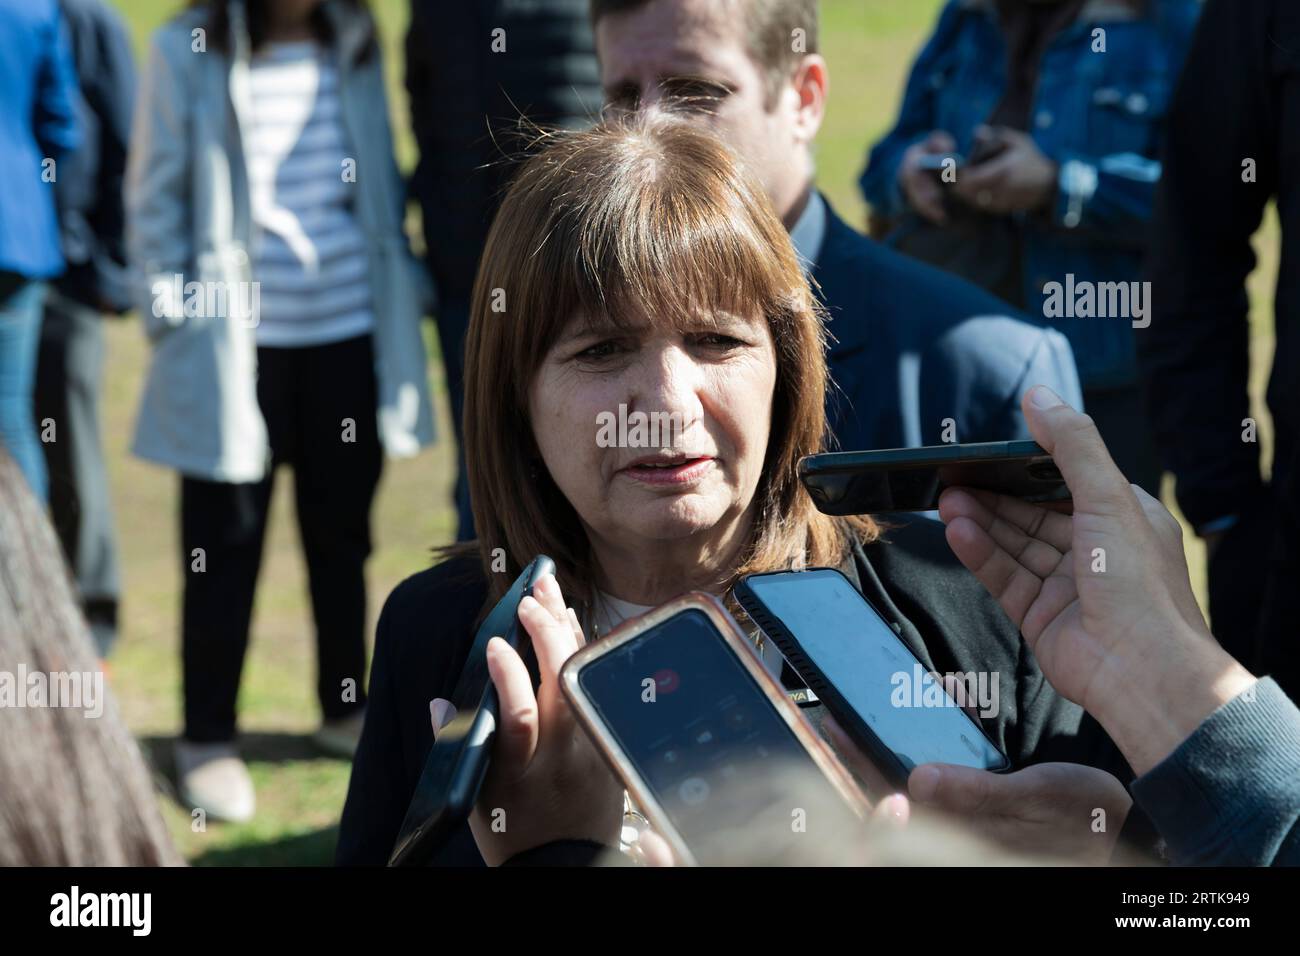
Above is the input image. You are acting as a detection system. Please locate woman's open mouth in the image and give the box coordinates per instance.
[619,455,716,486]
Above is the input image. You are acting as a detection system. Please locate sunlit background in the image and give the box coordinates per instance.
[101,0,1277,863]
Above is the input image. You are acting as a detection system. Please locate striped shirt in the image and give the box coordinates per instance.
[244,41,374,347]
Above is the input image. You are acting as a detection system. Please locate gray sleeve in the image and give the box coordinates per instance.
[1129,678,1300,867]
[125,27,193,335]
[927,317,1084,444]
[1023,327,1084,411]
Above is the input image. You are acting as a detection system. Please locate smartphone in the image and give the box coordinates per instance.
[388,554,555,867]
[799,440,1069,515]
[915,153,964,175]
[734,568,1009,788]
[560,593,869,866]
[966,129,1009,167]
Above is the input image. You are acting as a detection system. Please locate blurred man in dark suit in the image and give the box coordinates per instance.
[591,0,1084,454]
[1140,0,1300,699]
[406,0,602,539]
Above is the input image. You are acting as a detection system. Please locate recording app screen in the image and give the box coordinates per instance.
[579,609,847,860]
[750,572,1005,772]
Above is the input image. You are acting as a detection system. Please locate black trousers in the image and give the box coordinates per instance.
[1256,448,1300,702]
[430,293,475,541]
[1082,383,1164,497]
[181,334,382,743]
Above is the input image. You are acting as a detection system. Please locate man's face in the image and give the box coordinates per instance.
[596,0,811,223]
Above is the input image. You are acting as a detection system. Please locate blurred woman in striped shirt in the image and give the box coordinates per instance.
[127,0,435,823]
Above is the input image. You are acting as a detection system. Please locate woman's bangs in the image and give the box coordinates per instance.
[563,179,800,334]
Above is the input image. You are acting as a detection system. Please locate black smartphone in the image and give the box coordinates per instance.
[799,440,1069,515]
[387,554,555,867]
[561,594,869,866]
[733,568,1009,789]
[967,129,1009,167]
[915,152,964,176]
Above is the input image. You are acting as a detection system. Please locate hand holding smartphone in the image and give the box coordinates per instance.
[560,594,869,866]
[388,555,554,866]
[734,568,1009,789]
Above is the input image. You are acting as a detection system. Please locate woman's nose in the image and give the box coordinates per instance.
[628,346,704,426]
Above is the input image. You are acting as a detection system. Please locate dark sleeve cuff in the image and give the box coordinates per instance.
[1130,678,1300,867]
[502,840,633,867]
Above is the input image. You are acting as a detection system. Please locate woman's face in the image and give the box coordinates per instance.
[529,310,777,554]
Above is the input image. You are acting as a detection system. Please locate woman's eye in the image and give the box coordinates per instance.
[692,333,745,351]
[574,340,628,361]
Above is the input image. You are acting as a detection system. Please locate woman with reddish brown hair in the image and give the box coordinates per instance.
[337,114,1135,867]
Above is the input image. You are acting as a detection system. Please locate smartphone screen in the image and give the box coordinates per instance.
[576,608,855,863]
[742,570,1008,774]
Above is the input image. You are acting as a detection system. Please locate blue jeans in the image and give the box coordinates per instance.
[0,273,48,502]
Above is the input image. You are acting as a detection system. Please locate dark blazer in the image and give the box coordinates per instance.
[814,201,1083,452]
[336,517,1130,866]
[1139,0,1300,531]
[54,0,135,313]
[405,0,600,306]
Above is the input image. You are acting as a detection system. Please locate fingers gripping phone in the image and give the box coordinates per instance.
[800,440,1069,516]
[560,594,869,866]
[734,568,1009,789]
[388,555,555,867]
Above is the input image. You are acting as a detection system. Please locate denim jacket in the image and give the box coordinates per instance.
[860,0,1200,389]
[0,0,80,280]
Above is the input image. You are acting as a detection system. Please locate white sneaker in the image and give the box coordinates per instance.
[313,709,366,759]
[175,740,255,823]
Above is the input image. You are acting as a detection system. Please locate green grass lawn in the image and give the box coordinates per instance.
[102,0,1278,865]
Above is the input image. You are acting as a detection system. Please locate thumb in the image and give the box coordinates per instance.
[633,828,678,867]
[486,635,541,774]
[908,763,1014,815]
[429,698,458,740]
[1021,386,1134,514]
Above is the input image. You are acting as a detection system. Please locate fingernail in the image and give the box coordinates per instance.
[909,765,941,803]
[430,698,453,733]
[1028,385,1063,410]
[885,793,909,821]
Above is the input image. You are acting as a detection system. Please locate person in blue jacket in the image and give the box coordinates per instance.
[591,0,1083,454]
[0,0,80,502]
[861,0,1200,492]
